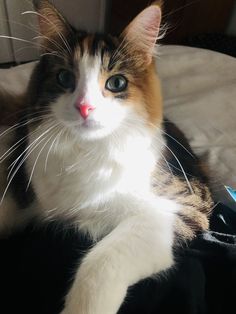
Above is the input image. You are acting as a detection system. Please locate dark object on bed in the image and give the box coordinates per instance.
[183,33,236,58]
[0,203,235,314]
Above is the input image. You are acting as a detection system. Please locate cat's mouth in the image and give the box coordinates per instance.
[81,119,103,129]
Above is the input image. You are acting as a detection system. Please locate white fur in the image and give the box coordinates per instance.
[0,52,179,313]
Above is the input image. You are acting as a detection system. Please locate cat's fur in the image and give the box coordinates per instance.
[0,1,213,313]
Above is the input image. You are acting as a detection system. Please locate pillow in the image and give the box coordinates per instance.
[157,46,236,209]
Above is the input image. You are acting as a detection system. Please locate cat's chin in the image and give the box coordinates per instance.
[67,121,114,142]
[81,119,102,129]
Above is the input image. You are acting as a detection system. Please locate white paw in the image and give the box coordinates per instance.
[59,258,127,314]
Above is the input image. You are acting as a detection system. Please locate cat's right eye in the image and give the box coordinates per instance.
[57,70,75,90]
[105,75,128,93]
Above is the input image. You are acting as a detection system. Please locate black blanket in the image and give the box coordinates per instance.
[1,203,236,314]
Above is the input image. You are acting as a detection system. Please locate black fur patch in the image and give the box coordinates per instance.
[8,124,35,209]
[163,119,209,184]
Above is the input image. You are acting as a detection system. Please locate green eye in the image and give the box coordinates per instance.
[105,75,128,93]
[57,70,75,90]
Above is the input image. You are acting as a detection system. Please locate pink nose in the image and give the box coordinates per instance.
[77,103,95,119]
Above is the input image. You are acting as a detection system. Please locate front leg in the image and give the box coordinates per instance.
[61,201,176,314]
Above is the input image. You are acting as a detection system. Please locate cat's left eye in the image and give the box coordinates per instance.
[105,75,128,93]
[57,70,75,90]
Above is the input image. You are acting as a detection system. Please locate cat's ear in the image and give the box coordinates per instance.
[33,0,71,51]
[121,2,162,65]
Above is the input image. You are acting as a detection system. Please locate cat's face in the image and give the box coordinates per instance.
[29,0,163,142]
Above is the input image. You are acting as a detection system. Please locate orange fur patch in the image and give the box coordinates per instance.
[98,58,163,129]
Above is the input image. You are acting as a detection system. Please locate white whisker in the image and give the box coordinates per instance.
[0,116,54,163]
[1,123,60,206]
[22,11,72,56]
[44,128,63,172]
[0,113,52,143]
[7,122,58,180]
[33,35,68,56]
[163,143,194,194]
[26,131,58,190]
[161,130,195,158]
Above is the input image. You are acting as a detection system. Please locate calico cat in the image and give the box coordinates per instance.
[0,0,213,313]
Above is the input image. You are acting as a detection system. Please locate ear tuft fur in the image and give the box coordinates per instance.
[152,0,163,9]
[33,0,71,51]
[121,3,162,65]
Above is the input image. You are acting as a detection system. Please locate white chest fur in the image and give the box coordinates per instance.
[26,124,164,237]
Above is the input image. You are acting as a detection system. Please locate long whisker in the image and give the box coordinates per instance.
[150,124,195,194]
[26,129,60,190]
[0,34,49,52]
[0,117,42,142]
[22,11,72,56]
[15,45,40,56]
[15,46,65,62]
[0,115,54,162]
[2,106,52,123]
[119,119,175,179]
[0,5,71,57]
[7,122,58,180]
[109,39,131,68]
[161,141,194,194]
[109,37,127,67]
[44,128,63,172]
[0,122,22,141]
[0,113,53,142]
[33,35,68,56]
[1,123,60,205]
[0,34,35,45]
[118,117,195,192]
[161,130,195,158]
[39,51,66,60]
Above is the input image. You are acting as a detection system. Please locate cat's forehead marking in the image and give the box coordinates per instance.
[73,33,119,72]
[73,33,142,75]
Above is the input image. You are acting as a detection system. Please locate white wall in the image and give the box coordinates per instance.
[54,0,108,33]
[5,0,39,63]
[0,0,108,63]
